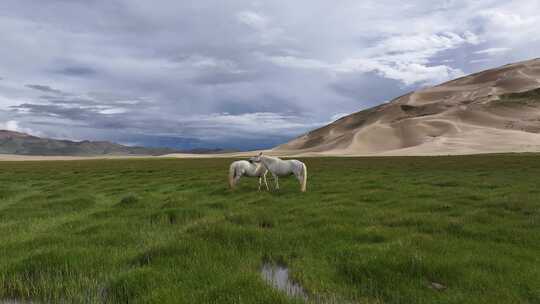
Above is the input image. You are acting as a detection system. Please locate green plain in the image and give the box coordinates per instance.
[0,156,539,303]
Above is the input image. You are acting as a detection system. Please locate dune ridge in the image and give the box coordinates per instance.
[275,58,540,156]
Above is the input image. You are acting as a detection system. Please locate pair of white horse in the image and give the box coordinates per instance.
[228,152,307,192]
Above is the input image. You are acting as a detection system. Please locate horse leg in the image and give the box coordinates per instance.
[263,172,270,191]
[297,168,306,189]
[258,176,262,191]
[234,175,241,186]
[294,171,302,187]
[274,174,279,190]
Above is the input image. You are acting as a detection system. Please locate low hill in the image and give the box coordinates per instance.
[0,130,178,156]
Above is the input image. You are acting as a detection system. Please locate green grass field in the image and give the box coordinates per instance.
[0,156,539,303]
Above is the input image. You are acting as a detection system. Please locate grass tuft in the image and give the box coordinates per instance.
[117,194,139,206]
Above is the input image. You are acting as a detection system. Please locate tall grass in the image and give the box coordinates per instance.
[0,155,539,303]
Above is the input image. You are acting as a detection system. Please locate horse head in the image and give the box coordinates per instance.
[249,152,263,163]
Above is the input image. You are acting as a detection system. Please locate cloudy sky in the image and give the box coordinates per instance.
[1,0,539,150]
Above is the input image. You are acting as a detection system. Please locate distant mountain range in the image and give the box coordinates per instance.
[0,130,233,156]
[276,58,540,156]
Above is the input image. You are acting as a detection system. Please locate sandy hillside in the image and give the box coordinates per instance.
[275,58,540,156]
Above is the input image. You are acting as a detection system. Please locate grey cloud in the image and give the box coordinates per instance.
[37,95,148,110]
[55,66,98,77]
[214,93,304,115]
[11,103,96,120]
[25,84,64,94]
[39,96,97,105]
[191,71,256,85]
[330,72,409,106]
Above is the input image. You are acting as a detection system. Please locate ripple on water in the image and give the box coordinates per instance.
[261,263,308,300]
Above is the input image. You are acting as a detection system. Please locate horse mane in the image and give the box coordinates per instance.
[261,155,280,163]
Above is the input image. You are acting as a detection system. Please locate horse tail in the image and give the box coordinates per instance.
[229,163,236,189]
[301,162,307,192]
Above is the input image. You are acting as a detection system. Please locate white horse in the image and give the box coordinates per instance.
[228,160,269,191]
[250,152,307,192]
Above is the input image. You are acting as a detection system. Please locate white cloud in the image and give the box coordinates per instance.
[372,31,479,54]
[265,31,475,85]
[236,10,287,45]
[181,112,320,139]
[479,10,537,29]
[0,120,42,136]
[476,6,540,45]
[182,55,246,74]
[470,58,491,63]
[0,120,19,131]
[99,107,127,115]
[373,62,464,86]
[267,54,463,86]
[237,11,268,30]
[474,47,511,55]
[329,113,350,122]
[266,56,330,70]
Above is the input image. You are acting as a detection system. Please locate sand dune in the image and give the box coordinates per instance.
[275,58,540,156]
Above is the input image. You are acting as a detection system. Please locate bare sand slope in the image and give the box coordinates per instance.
[275,58,540,156]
